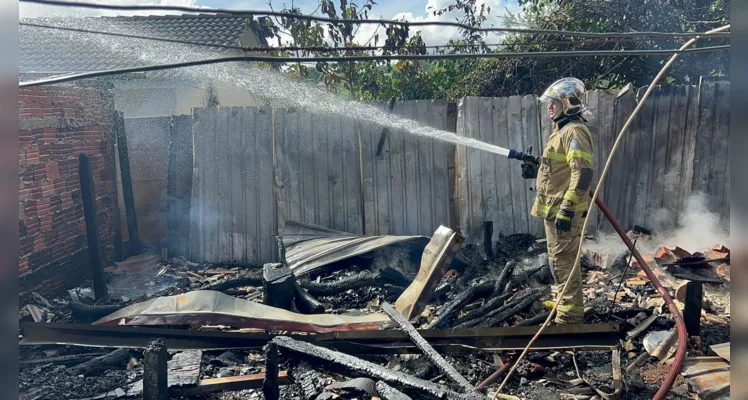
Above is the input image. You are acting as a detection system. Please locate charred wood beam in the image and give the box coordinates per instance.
[300,271,382,296]
[263,263,296,311]
[451,292,512,328]
[115,112,141,256]
[513,311,552,327]
[79,154,108,300]
[263,342,280,400]
[493,262,516,296]
[294,284,325,314]
[426,280,496,329]
[272,336,456,400]
[483,222,493,260]
[376,381,413,400]
[67,348,131,376]
[21,322,621,353]
[474,287,548,328]
[381,303,473,393]
[143,339,168,400]
[70,301,125,322]
[684,281,703,336]
[20,353,108,368]
[454,288,543,329]
[405,357,435,379]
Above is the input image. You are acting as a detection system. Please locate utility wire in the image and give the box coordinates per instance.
[19,45,730,88]
[20,0,731,39]
[21,22,717,54]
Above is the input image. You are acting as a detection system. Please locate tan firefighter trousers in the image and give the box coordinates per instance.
[544,217,585,324]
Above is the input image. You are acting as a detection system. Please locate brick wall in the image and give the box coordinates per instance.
[18,86,119,298]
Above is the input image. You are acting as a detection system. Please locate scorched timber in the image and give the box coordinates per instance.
[381,303,473,393]
[21,322,620,352]
[271,336,465,400]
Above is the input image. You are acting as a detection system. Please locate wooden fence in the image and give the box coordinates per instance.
[456,82,730,244]
[123,82,729,264]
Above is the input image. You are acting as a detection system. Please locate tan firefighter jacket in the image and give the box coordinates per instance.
[531,119,594,220]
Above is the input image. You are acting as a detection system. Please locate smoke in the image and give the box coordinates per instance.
[587,192,730,256]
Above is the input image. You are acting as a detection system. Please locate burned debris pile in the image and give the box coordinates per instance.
[18,223,730,400]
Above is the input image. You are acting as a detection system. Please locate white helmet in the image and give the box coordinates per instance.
[540,77,592,120]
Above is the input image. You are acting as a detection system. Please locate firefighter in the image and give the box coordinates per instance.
[521,77,594,324]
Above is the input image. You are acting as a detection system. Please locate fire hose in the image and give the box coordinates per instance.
[496,24,730,400]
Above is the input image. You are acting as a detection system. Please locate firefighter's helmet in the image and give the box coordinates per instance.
[540,77,592,119]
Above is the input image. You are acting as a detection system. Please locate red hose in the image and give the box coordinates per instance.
[594,197,687,400]
[476,355,517,389]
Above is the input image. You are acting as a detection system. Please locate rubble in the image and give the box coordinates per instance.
[17,219,730,400]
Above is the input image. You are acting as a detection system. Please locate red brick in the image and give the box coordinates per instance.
[45,160,59,179]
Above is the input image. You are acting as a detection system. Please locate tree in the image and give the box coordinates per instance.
[440,0,730,99]
[261,0,729,102]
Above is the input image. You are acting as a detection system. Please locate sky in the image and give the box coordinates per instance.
[19,0,522,45]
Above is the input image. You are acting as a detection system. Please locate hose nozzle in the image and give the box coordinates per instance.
[508,147,538,164]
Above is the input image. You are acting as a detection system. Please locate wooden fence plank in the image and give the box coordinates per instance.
[360,120,378,235]
[467,97,484,242]
[522,94,543,237]
[190,109,204,260]
[594,90,616,232]
[614,90,638,230]
[216,108,232,261]
[627,87,655,228]
[388,105,406,235]
[456,97,471,240]
[244,107,259,263]
[430,100,450,230]
[646,87,674,229]
[710,82,729,224]
[204,109,219,262]
[584,90,600,235]
[328,115,346,232]
[479,96,497,245]
[229,108,245,262]
[257,106,276,263]
[492,97,513,238]
[682,85,700,202]
[507,95,527,234]
[312,112,330,228]
[399,102,420,235]
[341,115,362,234]
[416,100,435,234]
[662,86,690,227]
[692,81,717,197]
[298,109,316,226]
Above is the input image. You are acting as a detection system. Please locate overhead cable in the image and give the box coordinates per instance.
[21,22,718,54]
[20,0,731,39]
[19,45,730,88]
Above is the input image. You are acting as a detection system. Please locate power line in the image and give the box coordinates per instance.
[20,0,731,39]
[19,45,730,88]
[21,22,713,54]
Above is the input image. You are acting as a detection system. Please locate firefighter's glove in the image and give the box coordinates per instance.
[555,209,574,232]
[521,159,539,180]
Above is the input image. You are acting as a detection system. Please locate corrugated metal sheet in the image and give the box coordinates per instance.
[95,290,391,333]
[282,220,429,276]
